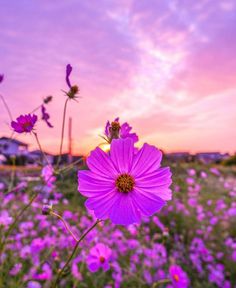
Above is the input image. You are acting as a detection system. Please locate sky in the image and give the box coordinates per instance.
[0,0,236,155]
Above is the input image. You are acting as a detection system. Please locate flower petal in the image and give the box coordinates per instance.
[87,147,118,178]
[88,261,100,272]
[131,143,162,177]
[85,188,119,219]
[131,188,166,216]
[78,170,114,197]
[135,167,172,200]
[109,193,141,225]
[110,138,134,173]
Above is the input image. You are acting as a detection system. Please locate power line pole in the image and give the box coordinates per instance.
[68,117,72,164]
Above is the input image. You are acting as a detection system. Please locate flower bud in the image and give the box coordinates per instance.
[42,203,53,215]
[44,95,53,104]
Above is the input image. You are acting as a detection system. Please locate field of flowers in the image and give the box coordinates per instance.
[0,163,235,288]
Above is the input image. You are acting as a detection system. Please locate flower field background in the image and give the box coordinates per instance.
[0,163,235,287]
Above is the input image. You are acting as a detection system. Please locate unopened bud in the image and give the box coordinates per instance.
[42,203,53,215]
[44,95,53,104]
[67,85,79,99]
[109,121,120,141]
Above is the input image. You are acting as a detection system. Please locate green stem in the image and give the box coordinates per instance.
[51,211,78,242]
[56,98,69,168]
[57,157,83,174]
[0,94,13,121]
[0,193,37,255]
[33,132,51,167]
[51,219,101,288]
[152,279,171,287]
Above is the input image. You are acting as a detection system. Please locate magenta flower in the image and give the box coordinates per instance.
[0,74,4,83]
[169,265,189,288]
[41,105,53,128]
[105,117,139,143]
[11,114,37,133]
[78,138,172,225]
[87,243,112,272]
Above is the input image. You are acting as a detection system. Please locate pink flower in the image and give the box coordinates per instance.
[87,243,112,272]
[78,138,172,225]
[104,117,139,143]
[200,171,208,178]
[11,114,37,133]
[169,265,189,288]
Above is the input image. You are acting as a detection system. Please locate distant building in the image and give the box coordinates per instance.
[0,137,28,156]
[195,152,230,164]
[27,150,54,165]
[165,152,193,162]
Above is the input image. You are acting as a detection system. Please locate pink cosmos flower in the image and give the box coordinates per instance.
[0,74,4,83]
[11,114,37,133]
[41,105,53,128]
[105,117,138,143]
[78,138,172,225]
[87,243,112,272]
[169,265,189,288]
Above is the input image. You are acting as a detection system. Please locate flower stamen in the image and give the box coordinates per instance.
[174,274,180,282]
[115,173,135,193]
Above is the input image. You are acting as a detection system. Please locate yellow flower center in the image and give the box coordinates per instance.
[23,122,31,129]
[174,274,179,282]
[115,173,135,193]
[111,121,120,131]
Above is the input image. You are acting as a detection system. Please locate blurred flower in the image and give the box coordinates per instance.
[169,265,189,288]
[11,114,37,133]
[41,165,55,186]
[41,105,53,128]
[87,243,112,272]
[200,171,208,179]
[0,210,13,227]
[105,117,138,143]
[65,64,79,99]
[210,167,220,176]
[27,281,41,288]
[0,74,4,83]
[187,169,196,176]
[78,138,172,225]
[208,264,225,286]
[10,263,22,276]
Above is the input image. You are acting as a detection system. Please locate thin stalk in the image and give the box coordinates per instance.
[0,94,13,121]
[51,219,101,288]
[0,193,38,254]
[57,157,83,174]
[152,279,171,287]
[56,98,69,168]
[30,104,42,114]
[50,211,78,242]
[33,132,51,167]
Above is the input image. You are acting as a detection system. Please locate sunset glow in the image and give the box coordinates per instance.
[0,1,235,155]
